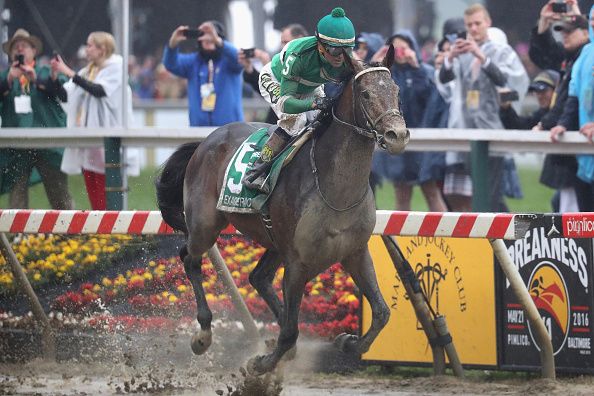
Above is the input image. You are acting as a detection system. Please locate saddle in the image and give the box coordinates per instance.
[216,123,317,214]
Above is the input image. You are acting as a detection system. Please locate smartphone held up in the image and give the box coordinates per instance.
[551,2,568,13]
[242,48,255,58]
[183,29,204,39]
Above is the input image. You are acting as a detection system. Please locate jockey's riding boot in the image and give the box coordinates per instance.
[242,126,292,193]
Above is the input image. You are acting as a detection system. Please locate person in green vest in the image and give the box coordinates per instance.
[242,7,356,192]
[0,29,73,209]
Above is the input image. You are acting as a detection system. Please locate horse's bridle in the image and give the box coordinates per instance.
[331,66,402,151]
[310,66,400,212]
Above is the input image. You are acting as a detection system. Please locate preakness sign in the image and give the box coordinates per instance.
[500,216,594,373]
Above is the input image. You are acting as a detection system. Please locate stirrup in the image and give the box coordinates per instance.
[242,173,270,194]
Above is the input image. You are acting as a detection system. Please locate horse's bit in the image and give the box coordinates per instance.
[311,66,399,212]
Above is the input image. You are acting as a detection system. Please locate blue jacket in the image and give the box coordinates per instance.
[162,42,244,126]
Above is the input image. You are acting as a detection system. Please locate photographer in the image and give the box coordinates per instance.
[500,70,559,130]
[528,2,592,212]
[239,24,308,124]
[0,29,73,210]
[162,21,243,126]
[438,4,529,212]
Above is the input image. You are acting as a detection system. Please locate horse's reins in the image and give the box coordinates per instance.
[311,66,399,212]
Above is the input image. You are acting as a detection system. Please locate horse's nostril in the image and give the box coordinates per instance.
[385,129,408,142]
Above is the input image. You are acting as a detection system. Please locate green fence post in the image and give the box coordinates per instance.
[104,137,123,210]
[470,140,490,212]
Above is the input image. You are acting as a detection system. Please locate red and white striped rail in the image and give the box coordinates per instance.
[0,209,538,239]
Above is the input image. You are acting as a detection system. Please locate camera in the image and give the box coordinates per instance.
[551,2,568,13]
[15,54,24,65]
[499,90,520,102]
[446,31,467,43]
[183,29,204,39]
[242,48,255,58]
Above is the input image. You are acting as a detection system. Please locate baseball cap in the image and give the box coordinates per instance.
[529,70,560,92]
[553,15,589,33]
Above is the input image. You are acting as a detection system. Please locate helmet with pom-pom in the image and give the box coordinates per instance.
[316,7,355,47]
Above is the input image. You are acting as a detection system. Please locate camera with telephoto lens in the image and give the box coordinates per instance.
[15,54,24,65]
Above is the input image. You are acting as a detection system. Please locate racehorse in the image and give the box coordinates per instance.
[155,46,409,375]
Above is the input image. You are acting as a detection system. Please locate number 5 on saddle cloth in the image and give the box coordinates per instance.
[216,123,317,214]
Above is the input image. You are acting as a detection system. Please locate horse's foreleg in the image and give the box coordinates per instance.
[337,247,389,355]
[248,263,305,375]
[248,250,283,323]
[183,251,213,355]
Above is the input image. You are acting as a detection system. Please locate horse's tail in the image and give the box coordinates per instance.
[155,142,200,234]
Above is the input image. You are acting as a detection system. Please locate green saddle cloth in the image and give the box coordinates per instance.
[216,127,295,214]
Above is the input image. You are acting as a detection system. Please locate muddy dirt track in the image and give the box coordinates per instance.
[1,329,593,396]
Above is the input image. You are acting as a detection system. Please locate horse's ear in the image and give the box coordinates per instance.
[343,49,363,73]
[382,44,395,69]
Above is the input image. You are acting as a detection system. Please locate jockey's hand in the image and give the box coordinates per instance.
[313,96,333,112]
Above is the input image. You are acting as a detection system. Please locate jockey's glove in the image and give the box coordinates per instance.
[313,96,334,112]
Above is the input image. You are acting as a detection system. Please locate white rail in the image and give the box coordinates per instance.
[0,127,591,154]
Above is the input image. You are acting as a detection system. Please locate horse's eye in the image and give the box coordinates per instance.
[361,91,371,100]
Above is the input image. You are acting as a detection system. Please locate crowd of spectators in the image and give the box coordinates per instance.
[1,1,593,212]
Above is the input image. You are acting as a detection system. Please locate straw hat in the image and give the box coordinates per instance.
[2,29,43,55]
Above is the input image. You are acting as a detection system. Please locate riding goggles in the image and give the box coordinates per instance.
[322,43,352,57]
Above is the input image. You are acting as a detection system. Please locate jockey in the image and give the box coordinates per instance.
[242,7,356,192]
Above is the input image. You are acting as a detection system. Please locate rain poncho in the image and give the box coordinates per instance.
[439,35,529,132]
[567,5,594,183]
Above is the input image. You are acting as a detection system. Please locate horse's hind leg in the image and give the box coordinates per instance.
[248,250,283,323]
[335,247,390,355]
[180,244,214,355]
[247,262,306,375]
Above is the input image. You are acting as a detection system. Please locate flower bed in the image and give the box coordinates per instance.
[1,235,360,339]
[0,234,149,294]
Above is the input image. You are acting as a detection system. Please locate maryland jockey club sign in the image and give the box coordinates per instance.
[362,236,497,367]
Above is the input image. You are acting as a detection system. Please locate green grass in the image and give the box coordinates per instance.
[0,167,162,210]
[1,165,555,213]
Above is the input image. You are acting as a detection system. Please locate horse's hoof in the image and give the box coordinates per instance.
[334,332,358,354]
[190,330,212,355]
[247,355,274,376]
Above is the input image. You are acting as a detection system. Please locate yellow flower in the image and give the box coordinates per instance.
[168,295,178,303]
[33,273,41,281]
[177,284,187,293]
[143,272,153,281]
[102,277,113,287]
[92,284,101,292]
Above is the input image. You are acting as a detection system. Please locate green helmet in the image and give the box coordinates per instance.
[316,7,355,47]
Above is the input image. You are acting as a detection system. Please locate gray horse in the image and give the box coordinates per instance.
[155,47,409,375]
